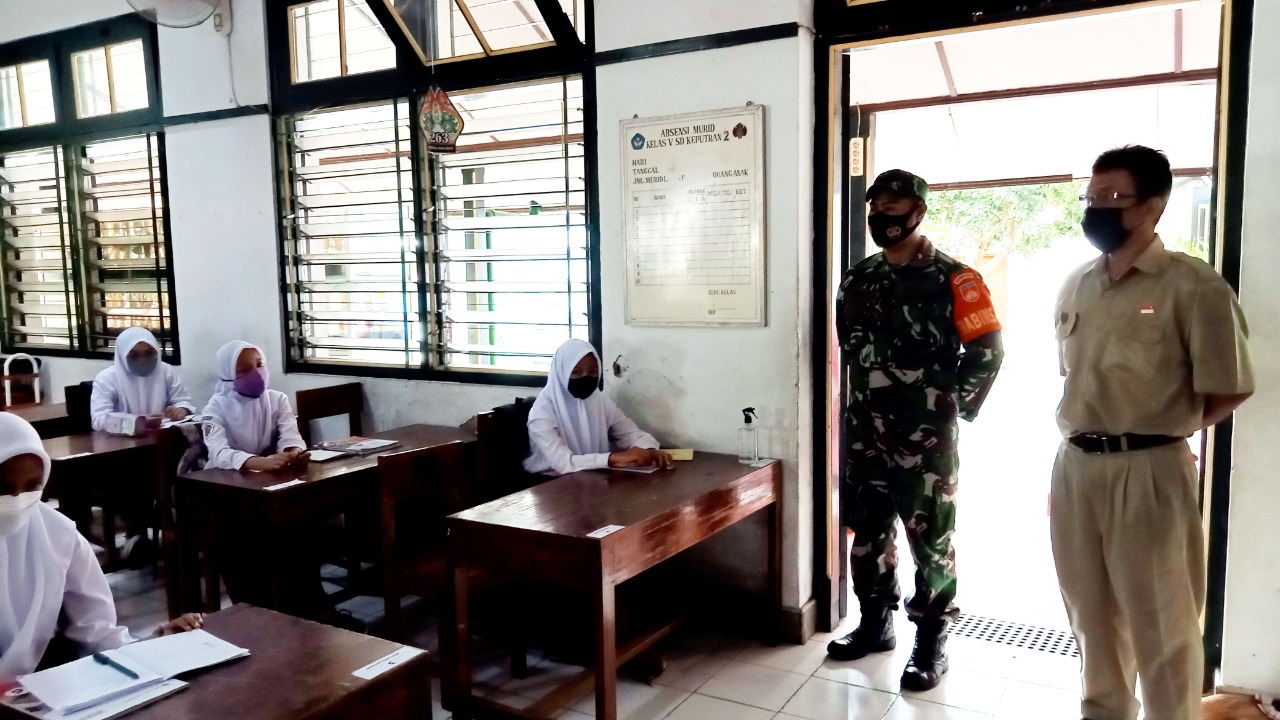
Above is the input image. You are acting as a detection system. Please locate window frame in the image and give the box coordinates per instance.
[268,0,598,386]
[0,16,179,362]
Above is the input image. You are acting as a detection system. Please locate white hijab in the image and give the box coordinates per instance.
[102,327,169,415]
[0,413,61,679]
[527,339,610,456]
[204,341,275,456]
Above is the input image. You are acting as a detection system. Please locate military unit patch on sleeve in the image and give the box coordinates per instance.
[950,270,1002,343]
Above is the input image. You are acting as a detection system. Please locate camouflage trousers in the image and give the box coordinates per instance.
[843,428,961,621]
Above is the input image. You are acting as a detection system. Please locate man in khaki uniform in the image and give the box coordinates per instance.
[1053,145,1254,720]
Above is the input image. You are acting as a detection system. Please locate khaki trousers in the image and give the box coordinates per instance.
[1050,441,1205,720]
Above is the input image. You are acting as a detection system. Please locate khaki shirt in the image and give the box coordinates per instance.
[1055,236,1254,437]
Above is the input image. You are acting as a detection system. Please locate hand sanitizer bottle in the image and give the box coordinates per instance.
[738,407,759,464]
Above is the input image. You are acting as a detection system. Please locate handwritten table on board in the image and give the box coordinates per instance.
[441,452,782,720]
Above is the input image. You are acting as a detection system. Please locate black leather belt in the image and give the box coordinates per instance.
[1069,433,1182,454]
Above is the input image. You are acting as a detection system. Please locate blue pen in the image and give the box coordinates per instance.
[92,653,140,680]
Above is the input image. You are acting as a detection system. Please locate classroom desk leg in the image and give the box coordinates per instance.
[594,576,618,720]
[443,560,472,719]
[768,498,783,646]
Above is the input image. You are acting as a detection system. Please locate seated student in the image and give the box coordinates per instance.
[202,342,309,472]
[0,413,203,682]
[524,339,674,476]
[521,340,673,681]
[90,327,196,435]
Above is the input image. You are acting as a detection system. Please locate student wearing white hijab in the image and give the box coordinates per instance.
[0,413,202,682]
[202,341,309,472]
[524,339,673,476]
[90,327,196,434]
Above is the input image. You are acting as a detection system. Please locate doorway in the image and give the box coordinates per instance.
[816,0,1240,675]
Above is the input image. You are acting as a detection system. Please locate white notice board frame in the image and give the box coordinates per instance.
[621,105,766,327]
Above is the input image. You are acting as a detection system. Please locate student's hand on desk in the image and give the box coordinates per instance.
[283,448,310,469]
[244,454,291,472]
[609,448,674,470]
[156,613,204,636]
[163,406,191,422]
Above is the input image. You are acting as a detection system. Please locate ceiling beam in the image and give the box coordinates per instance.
[934,41,958,97]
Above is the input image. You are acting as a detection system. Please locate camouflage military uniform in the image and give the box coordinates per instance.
[837,238,1004,620]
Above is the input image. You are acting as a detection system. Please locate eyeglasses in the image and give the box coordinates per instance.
[1079,192,1141,208]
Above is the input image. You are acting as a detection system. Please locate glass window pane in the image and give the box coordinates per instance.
[433,77,586,372]
[467,0,553,51]
[0,147,77,349]
[72,47,112,118]
[343,0,398,75]
[20,62,56,126]
[79,135,174,353]
[0,67,19,130]
[436,0,485,59]
[292,0,342,82]
[108,40,149,113]
[0,61,57,130]
[283,100,422,367]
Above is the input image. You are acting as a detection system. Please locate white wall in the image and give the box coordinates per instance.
[1221,0,1280,696]
[597,34,815,608]
[594,0,813,52]
[7,0,819,618]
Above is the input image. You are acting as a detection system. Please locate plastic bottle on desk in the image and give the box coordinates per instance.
[738,407,759,464]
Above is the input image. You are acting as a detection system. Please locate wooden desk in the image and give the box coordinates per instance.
[11,604,431,720]
[42,431,161,568]
[175,424,476,616]
[442,453,782,720]
[9,402,72,438]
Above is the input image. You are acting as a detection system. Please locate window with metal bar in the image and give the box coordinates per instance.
[0,134,176,357]
[78,133,175,355]
[279,76,589,377]
[430,77,586,373]
[0,146,77,349]
[281,99,422,367]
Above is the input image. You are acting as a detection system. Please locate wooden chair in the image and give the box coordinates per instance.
[64,381,94,434]
[473,397,541,506]
[377,441,473,642]
[1,353,41,408]
[295,382,364,448]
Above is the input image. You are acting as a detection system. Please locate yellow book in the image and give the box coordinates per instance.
[664,449,695,461]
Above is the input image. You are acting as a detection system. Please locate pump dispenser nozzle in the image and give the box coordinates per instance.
[742,407,758,425]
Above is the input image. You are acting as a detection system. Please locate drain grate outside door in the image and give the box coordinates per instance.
[952,615,1079,658]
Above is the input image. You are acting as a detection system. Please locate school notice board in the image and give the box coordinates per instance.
[621,105,766,327]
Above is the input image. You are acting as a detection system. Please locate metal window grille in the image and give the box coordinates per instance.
[279,76,588,375]
[0,133,176,356]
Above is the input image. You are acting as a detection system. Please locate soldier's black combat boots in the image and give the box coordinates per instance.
[900,617,951,691]
[825,604,896,661]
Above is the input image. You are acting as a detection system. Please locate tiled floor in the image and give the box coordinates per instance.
[104,568,1087,720]
[432,608,1086,720]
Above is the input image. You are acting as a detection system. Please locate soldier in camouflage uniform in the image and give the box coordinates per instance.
[826,170,1004,692]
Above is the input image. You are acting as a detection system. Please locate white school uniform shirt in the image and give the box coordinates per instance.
[522,339,659,476]
[0,413,133,681]
[90,327,196,433]
[201,341,306,471]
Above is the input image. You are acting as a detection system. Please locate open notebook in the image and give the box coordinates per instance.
[17,631,248,716]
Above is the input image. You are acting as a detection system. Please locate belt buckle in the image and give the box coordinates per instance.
[1081,433,1109,455]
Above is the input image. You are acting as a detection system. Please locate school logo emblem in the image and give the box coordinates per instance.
[631,133,645,150]
[732,123,747,139]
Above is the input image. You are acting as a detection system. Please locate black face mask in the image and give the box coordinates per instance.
[567,375,600,400]
[1081,207,1130,254]
[127,357,158,378]
[868,211,920,249]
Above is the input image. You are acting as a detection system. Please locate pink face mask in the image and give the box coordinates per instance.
[234,366,269,398]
